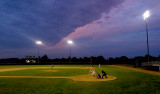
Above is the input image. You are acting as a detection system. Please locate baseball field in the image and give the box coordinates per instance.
[0,65,160,94]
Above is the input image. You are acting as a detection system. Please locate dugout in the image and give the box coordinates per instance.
[142,61,160,71]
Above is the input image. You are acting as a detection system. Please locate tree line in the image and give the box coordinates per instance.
[0,54,160,65]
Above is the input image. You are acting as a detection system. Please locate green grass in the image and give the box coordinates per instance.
[0,65,160,94]
[0,64,91,69]
[0,68,89,76]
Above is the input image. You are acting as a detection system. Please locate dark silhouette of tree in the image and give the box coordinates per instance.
[119,56,128,64]
[1,54,160,65]
[108,57,114,64]
[41,55,48,59]
[41,55,49,63]
[72,57,77,62]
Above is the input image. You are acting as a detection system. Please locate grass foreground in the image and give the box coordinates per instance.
[0,65,160,94]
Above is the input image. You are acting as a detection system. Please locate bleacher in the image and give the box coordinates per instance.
[142,61,160,71]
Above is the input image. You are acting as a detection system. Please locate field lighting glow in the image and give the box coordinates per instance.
[36,41,42,45]
[143,10,150,20]
[67,40,73,44]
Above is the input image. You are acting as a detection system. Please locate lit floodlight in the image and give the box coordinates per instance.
[26,60,30,63]
[36,41,42,45]
[67,40,73,63]
[35,40,42,63]
[143,10,150,62]
[67,40,73,44]
[143,10,150,20]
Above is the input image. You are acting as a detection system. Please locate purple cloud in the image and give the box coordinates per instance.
[54,0,160,58]
[0,0,160,58]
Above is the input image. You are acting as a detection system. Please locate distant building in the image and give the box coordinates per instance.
[25,56,36,63]
[142,61,160,71]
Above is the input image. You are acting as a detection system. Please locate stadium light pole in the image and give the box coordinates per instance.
[143,10,150,62]
[67,40,73,63]
[36,41,42,63]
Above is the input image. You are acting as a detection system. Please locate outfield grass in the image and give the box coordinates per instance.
[0,68,89,76]
[0,65,160,94]
[0,65,91,69]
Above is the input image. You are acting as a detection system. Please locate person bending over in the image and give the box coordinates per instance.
[101,70,107,78]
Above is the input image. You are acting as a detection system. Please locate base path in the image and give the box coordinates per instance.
[0,74,116,82]
[111,65,160,76]
[0,67,117,82]
[0,67,91,72]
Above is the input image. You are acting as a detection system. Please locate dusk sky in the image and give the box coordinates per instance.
[0,0,160,59]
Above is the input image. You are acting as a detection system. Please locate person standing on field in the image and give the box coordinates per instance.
[51,64,54,70]
[90,69,95,77]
